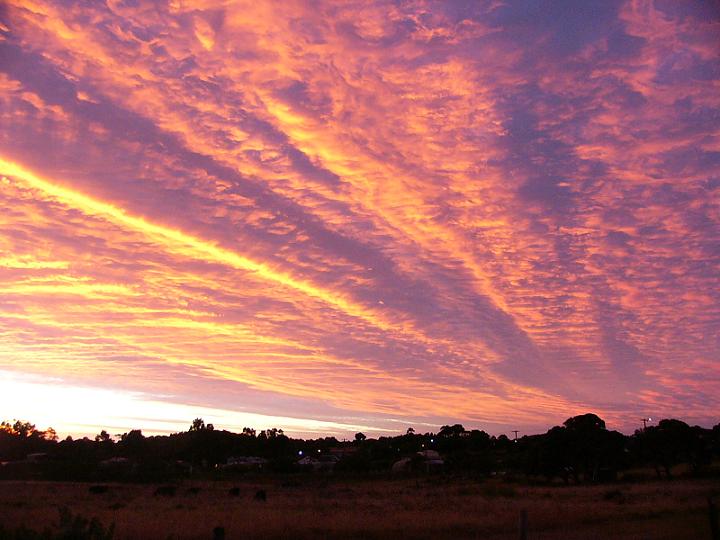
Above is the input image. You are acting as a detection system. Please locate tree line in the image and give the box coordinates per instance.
[1,414,718,483]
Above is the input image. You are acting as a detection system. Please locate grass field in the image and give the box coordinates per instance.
[0,476,717,539]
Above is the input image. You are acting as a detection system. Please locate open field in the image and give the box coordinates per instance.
[0,476,717,539]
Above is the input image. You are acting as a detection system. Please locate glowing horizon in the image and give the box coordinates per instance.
[0,1,718,438]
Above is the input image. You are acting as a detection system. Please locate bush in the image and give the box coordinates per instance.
[0,508,114,540]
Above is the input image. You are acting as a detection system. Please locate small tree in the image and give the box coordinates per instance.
[189,418,206,432]
[2,420,38,438]
[95,430,112,443]
[118,430,145,459]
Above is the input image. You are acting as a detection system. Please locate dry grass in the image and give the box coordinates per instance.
[0,476,716,539]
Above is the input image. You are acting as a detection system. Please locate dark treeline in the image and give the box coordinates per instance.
[1,414,719,483]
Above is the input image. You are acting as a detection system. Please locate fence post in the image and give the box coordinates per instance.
[710,497,719,540]
[519,509,528,540]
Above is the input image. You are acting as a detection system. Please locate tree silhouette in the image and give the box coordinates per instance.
[1,420,37,438]
[636,418,705,477]
[1,420,56,441]
[563,413,605,432]
[189,418,206,432]
[118,429,146,460]
[260,428,284,439]
[439,424,466,438]
[0,413,717,483]
[530,414,626,483]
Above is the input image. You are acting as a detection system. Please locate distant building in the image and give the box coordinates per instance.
[220,456,268,471]
[329,446,358,457]
[99,457,131,467]
[392,450,444,473]
[98,457,135,477]
[298,454,339,472]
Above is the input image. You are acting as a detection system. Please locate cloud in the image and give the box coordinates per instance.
[0,0,718,436]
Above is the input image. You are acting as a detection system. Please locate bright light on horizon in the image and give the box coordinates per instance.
[0,371,386,439]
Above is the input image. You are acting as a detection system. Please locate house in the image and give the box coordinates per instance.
[220,456,268,471]
[329,446,358,458]
[25,453,51,463]
[392,450,444,473]
[297,454,339,472]
[98,457,135,478]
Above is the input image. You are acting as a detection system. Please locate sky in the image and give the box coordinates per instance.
[0,0,718,439]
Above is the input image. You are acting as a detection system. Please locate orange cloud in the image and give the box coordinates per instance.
[0,0,717,436]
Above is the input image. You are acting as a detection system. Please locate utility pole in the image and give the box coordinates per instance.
[641,417,652,430]
[512,430,519,442]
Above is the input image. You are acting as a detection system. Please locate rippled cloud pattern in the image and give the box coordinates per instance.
[0,0,718,435]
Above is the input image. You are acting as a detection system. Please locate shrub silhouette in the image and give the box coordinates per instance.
[0,508,114,539]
